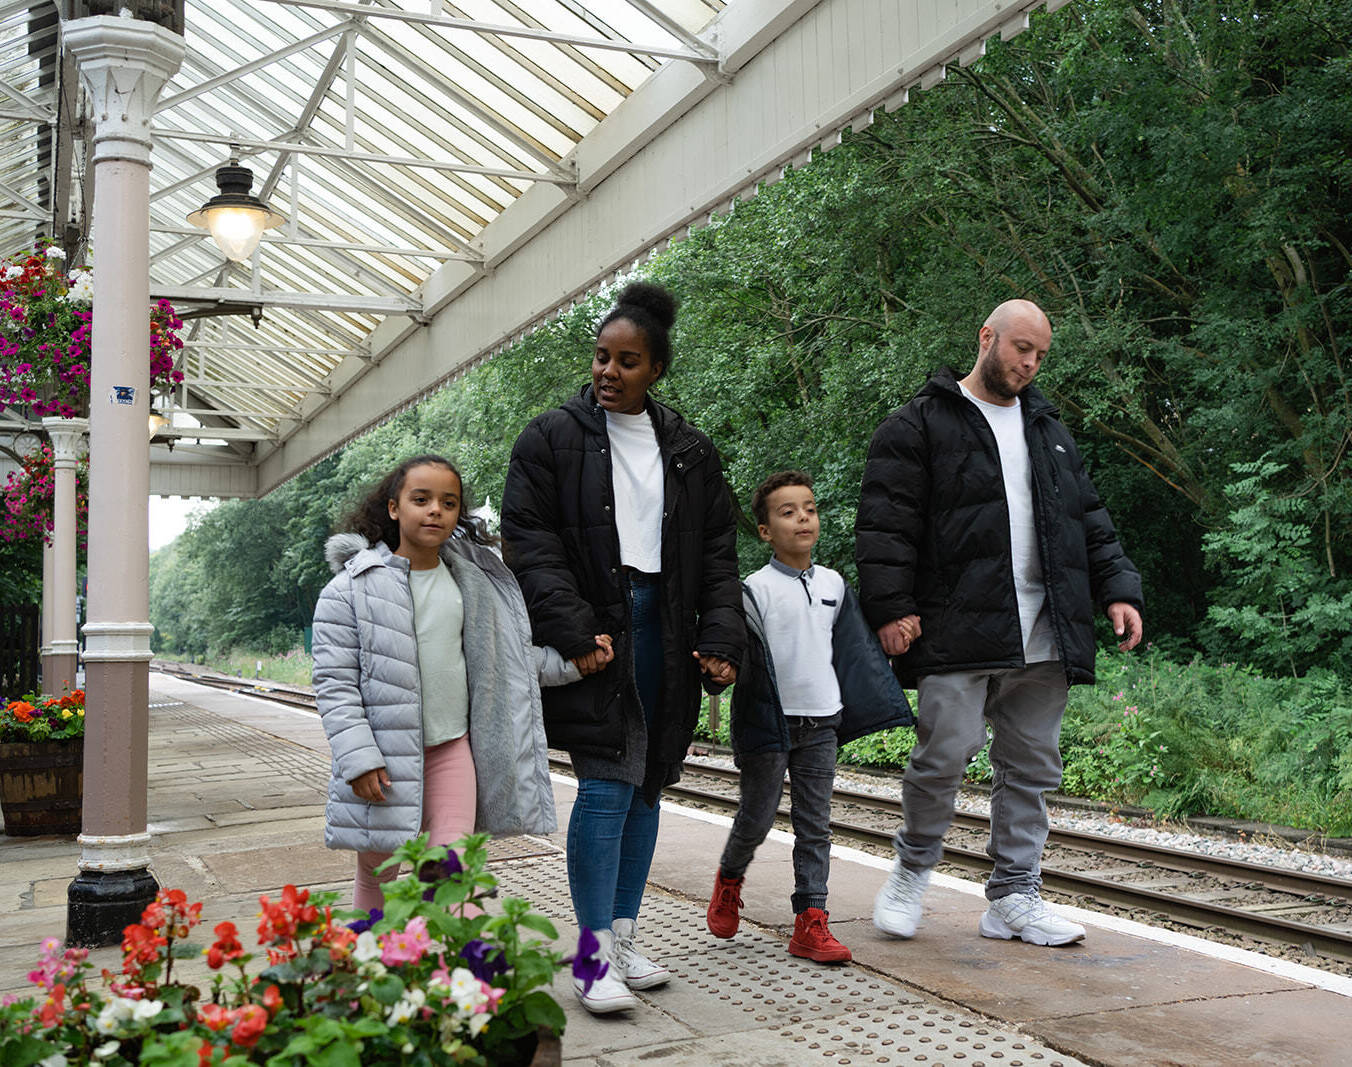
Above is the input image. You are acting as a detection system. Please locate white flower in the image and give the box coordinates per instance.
[2,265,22,280]
[39,1055,68,1067]
[93,1041,121,1060]
[448,967,480,1001]
[353,930,381,962]
[44,246,65,260]
[385,988,425,1026]
[64,270,93,303]
[93,1004,123,1035]
[468,1013,490,1037]
[130,999,164,1023]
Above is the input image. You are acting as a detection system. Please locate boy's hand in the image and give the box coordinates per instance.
[878,615,922,656]
[693,652,736,686]
[352,767,391,803]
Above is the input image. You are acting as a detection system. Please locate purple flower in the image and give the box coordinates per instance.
[346,907,383,934]
[417,846,462,883]
[459,938,508,983]
[568,927,609,994]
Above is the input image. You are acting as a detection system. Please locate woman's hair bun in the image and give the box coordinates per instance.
[615,281,678,332]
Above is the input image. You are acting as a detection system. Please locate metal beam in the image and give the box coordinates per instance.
[149,127,570,186]
[151,223,478,262]
[258,0,718,64]
[151,285,418,315]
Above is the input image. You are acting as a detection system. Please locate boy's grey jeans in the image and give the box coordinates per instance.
[720,712,842,913]
[895,661,1068,900]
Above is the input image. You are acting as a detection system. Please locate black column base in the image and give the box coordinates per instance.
[67,867,160,947]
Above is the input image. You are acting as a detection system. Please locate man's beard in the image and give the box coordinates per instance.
[979,350,1024,400]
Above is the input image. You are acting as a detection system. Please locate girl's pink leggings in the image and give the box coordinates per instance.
[354,734,476,914]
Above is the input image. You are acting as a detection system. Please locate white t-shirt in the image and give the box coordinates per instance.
[408,562,470,745]
[960,384,1057,664]
[745,558,844,717]
[605,409,663,573]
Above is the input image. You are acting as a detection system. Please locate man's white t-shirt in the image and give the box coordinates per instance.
[605,409,663,573]
[960,384,1058,664]
[745,557,844,716]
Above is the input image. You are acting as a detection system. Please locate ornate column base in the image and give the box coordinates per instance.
[67,867,159,947]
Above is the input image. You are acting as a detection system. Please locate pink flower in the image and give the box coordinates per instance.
[378,915,432,965]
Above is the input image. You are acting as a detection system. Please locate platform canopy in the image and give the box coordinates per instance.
[1,0,1066,499]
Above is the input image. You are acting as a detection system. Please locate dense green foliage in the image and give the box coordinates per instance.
[146,2,1352,827]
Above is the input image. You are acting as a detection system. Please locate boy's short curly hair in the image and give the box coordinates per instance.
[751,469,814,528]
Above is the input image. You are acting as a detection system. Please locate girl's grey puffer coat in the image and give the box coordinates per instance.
[312,532,569,854]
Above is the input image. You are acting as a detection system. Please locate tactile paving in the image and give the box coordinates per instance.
[490,853,1089,1066]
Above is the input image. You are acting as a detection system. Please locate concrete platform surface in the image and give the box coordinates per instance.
[0,674,1345,1066]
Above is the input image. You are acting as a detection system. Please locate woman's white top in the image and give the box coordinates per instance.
[605,408,663,573]
[408,561,470,745]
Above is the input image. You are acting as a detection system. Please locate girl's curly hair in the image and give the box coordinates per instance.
[339,454,497,550]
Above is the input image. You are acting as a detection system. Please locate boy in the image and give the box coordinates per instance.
[706,471,912,962]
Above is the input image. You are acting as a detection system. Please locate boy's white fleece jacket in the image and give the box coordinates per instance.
[312,532,569,853]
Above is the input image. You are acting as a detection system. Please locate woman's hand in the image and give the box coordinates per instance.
[693,652,737,686]
[572,634,615,676]
[351,767,391,803]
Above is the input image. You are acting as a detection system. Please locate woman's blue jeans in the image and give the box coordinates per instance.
[567,572,663,932]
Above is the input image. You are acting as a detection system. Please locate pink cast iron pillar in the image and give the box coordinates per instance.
[62,12,184,947]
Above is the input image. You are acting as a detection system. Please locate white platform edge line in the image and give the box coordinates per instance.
[557,775,1352,1000]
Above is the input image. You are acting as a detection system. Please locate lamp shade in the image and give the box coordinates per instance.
[188,160,285,262]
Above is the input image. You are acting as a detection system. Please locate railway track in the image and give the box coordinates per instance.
[156,664,1352,966]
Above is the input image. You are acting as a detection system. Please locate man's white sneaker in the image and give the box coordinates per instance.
[611,918,671,989]
[573,929,638,1013]
[979,891,1085,946]
[873,861,930,938]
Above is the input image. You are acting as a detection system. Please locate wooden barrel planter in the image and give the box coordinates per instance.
[0,739,83,835]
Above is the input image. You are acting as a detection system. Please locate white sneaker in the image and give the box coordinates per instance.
[979,891,1085,946]
[611,917,671,989]
[873,861,930,938]
[573,929,638,1013]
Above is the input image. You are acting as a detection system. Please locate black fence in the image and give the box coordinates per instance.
[1,603,40,698]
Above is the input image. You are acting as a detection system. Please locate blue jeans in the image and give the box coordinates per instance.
[567,572,663,932]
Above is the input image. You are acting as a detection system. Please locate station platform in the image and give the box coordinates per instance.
[2,675,1349,1065]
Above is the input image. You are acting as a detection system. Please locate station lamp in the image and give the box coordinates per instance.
[187,149,285,262]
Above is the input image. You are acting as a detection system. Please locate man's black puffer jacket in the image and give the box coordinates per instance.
[501,384,746,765]
[855,368,1142,687]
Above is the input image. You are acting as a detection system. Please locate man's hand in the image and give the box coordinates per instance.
[878,615,922,656]
[694,652,737,686]
[1106,602,1144,652]
[351,767,391,803]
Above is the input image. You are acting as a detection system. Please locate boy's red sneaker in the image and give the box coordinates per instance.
[788,908,852,963]
[706,870,744,938]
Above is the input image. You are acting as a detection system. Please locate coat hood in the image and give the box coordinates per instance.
[324,532,391,576]
[563,383,701,453]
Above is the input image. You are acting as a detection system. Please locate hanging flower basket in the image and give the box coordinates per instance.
[0,242,183,419]
[0,444,89,547]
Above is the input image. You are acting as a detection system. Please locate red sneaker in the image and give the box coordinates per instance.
[706,870,744,938]
[788,908,852,963]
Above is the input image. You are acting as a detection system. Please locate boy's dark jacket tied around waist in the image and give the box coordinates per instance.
[730,581,914,763]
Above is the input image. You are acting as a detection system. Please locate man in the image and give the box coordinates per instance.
[855,299,1143,946]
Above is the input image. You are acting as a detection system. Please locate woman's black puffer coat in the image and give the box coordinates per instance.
[501,385,746,770]
[855,367,1142,687]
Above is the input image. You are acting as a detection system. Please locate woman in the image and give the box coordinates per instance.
[501,282,746,1014]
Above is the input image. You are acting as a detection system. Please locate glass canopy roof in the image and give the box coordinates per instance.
[1,0,723,468]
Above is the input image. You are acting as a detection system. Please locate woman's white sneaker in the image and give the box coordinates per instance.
[979,891,1085,946]
[574,929,639,1013]
[611,917,671,989]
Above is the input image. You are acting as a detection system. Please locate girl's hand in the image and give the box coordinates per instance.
[352,767,391,803]
[693,652,736,686]
[572,635,614,676]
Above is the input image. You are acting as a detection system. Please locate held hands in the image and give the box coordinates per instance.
[571,634,615,677]
[878,615,922,656]
[351,767,392,803]
[1107,602,1144,652]
[693,652,737,686]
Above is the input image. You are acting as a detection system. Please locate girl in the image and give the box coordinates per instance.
[312,455,599,913]
[501,283,746,1013]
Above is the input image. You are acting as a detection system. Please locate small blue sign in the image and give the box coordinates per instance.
[111,386,135,405]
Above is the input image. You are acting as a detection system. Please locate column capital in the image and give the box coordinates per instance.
[41,416,90,467]
[62,15,185,166]
[82,621,154,663]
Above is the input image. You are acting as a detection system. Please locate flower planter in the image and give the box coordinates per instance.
[0,738,83,835]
